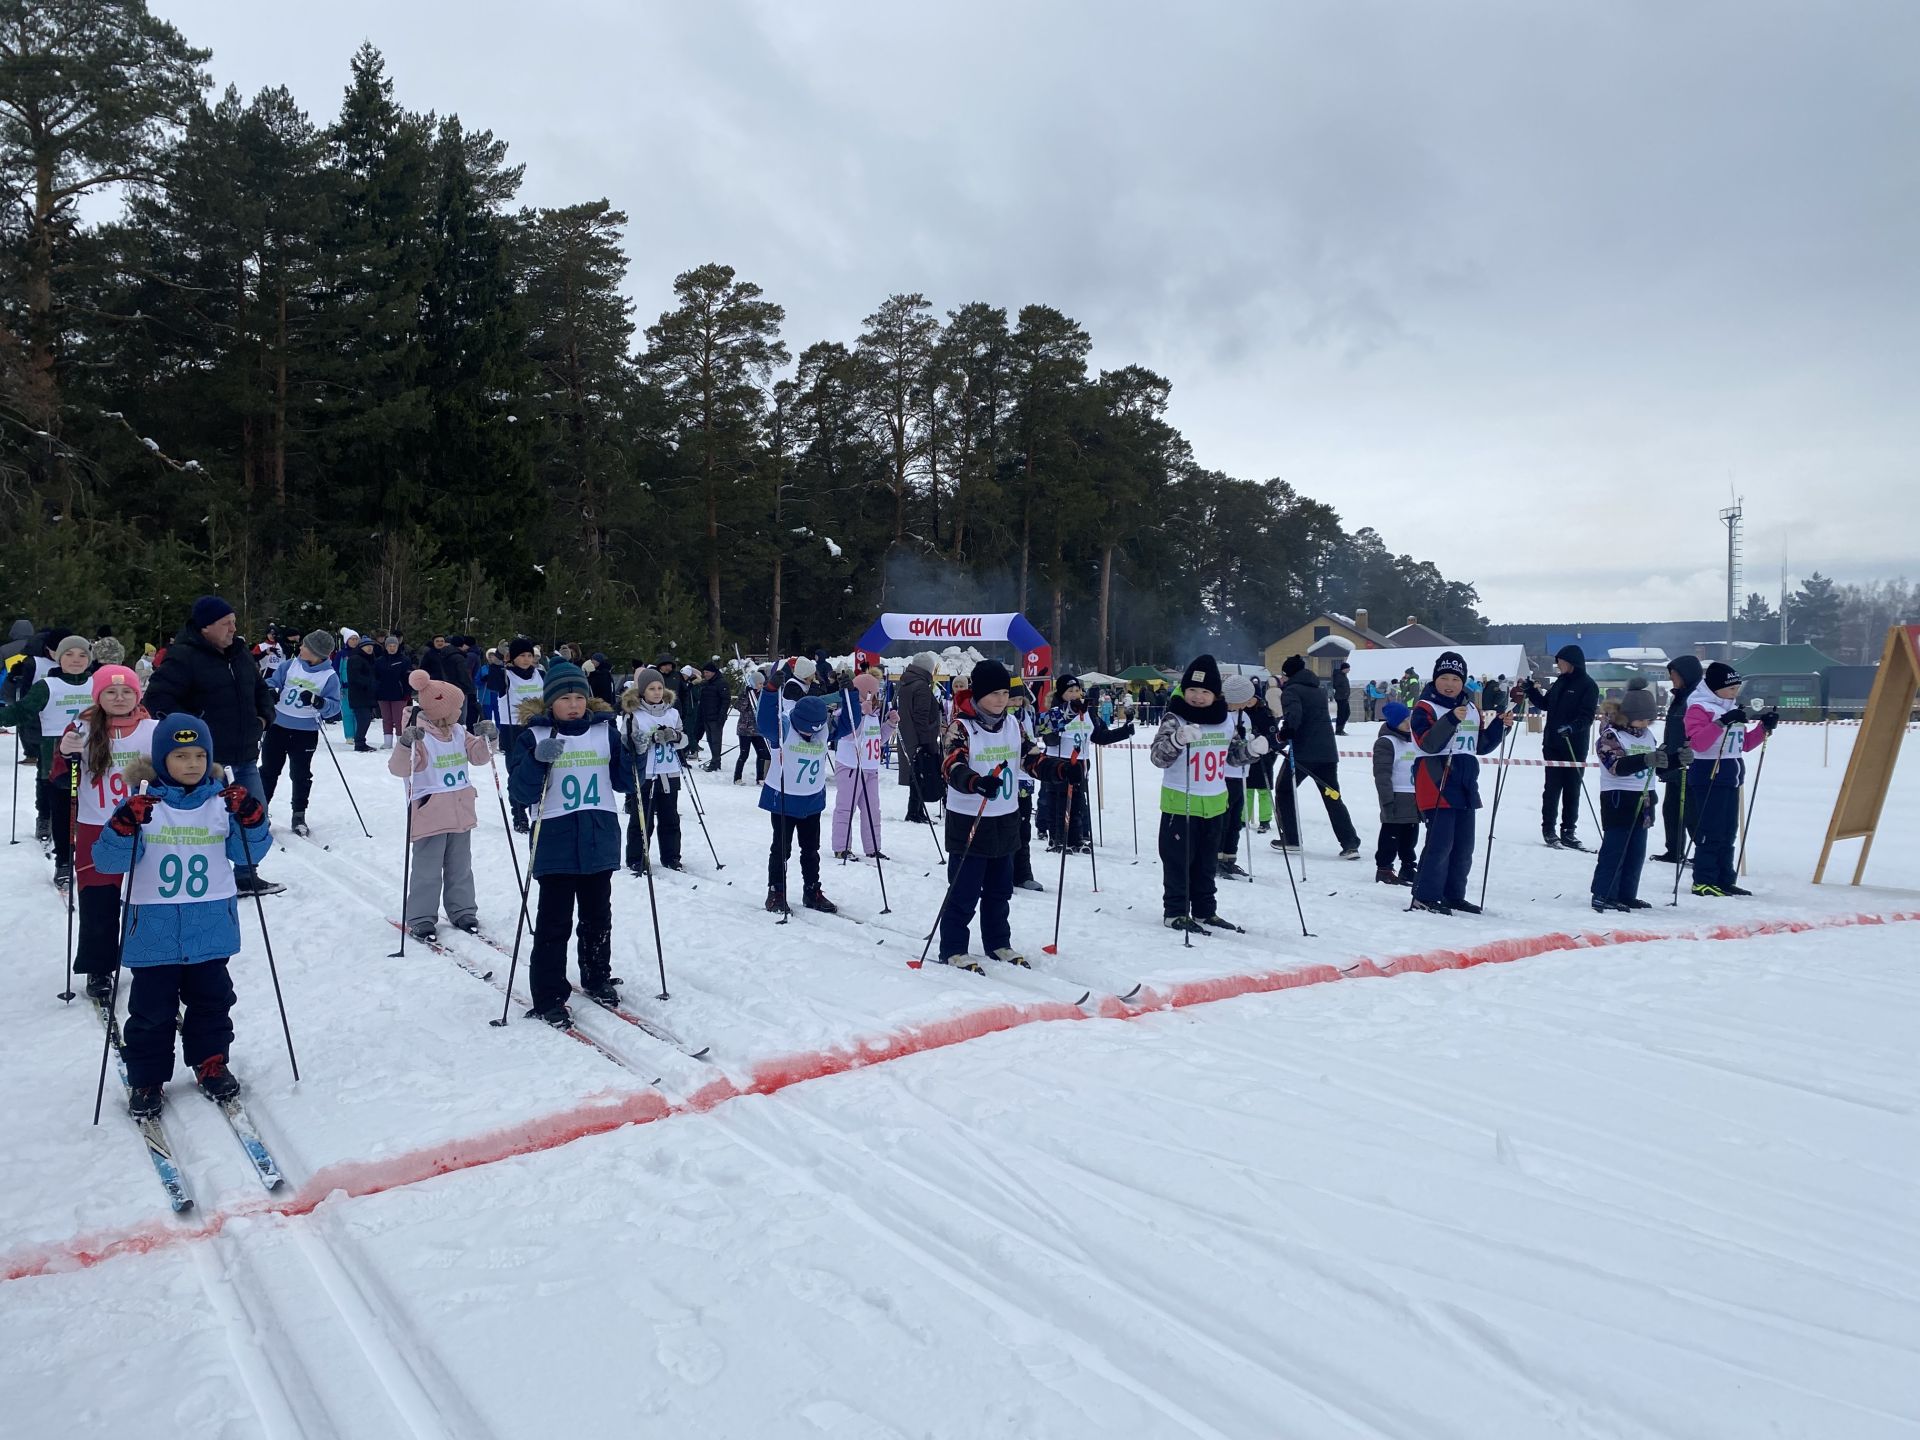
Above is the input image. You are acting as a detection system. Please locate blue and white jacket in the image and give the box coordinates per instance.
[267,656,342,732]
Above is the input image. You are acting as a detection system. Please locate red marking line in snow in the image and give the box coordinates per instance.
[4,909,1914,1284]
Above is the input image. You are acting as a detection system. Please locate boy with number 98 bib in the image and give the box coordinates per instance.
[508,661,632,1026]
[92,714,272,1117]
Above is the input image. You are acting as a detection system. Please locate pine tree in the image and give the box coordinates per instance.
[1786,572,1843,652]
[854,292,937,584]
[1005,305,1090,615]
[643,262,787,649]
[928,302,1009,560]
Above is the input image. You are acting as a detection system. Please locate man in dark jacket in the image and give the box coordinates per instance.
[895,651,943,824]
[1654,654,1703,862]
[1331,661,1353,734]
[695,659,730,769]
[1270,656,1362,857]
[1519,644,1600,849]
[142,595,278,893]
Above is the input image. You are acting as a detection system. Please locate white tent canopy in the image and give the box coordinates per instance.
[1338,644,1528,690]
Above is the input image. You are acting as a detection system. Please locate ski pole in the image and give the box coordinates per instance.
[1672,756,1723,906]
[1477,705,1521,909]
[1735,734,1771,876]
[916,783,994,966]
[388,707,419,957]
[225,767,298,1082]
[9,729,18,845]
[483,735,526,924]
[93,785,143,1126]
[630,771,671,1000]
[1670,765,1692,906]
[493,763,555,1025]
[60,758,79,1002]
[1127,739,1138,856]
[1562,731,1603,841]
[1243,776,1256,882]
[680,760,724,870]
[318,718,372,838]
[1179,744,1194,947]
[1094,742,1105,849]
[854,759,891,914]
[1043,779,1076,955]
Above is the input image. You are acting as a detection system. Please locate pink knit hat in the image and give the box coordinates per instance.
[408,668,466,727]
[91,665,142,702]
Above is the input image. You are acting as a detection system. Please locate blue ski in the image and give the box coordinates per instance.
[91,996,194,1213]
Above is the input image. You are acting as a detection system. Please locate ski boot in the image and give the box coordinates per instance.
[1591,897,1629,914]
[1450,899,1484,915]
[194,1055,241,1103]
[1407,897,1453,916]
[1543,829,1563,849]
[1722,883,1753,897]
[1015,878,1045,893]
[53,859,72,891]
[1217,857,1248,880]
[1338,846,1361,861]
[290,810,310,837]
[803,885,838,915]
[84,970,115,1002]
[1257,820,1271,834]
[582,976,621,1007]
[128,1085,165,1119]
[1620,898,1652,910]
[1268,838,1295,853]
[833,849,854,862]
[35,814,51,845]
[1691,883,1728,898]
[409,919,439,942]
[941,954,986,974]
[988,947,1031,969]
[452,917,481,934]
[869,851,889,861]
[1558,832,1586,852]
[524,1003,573,1029]
[765,887,791,915]
[661,860,684,872]
[1199,913,1244,933]
[1163,915,1208,934]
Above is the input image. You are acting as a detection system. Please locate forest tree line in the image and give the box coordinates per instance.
[12,4,1492,665]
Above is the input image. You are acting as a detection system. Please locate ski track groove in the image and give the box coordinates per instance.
[727,1097,1425,1440]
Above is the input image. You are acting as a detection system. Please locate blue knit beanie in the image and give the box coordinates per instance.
[790,695,829,735]
[153,713,215,772]
[190,595,235,630]
[1382,701,1411,729]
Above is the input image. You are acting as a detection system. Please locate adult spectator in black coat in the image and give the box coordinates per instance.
[695,660,731,770]
[346,634,379,752]
[895,651,943,823]
[1654,654,1703,862]
[142,595,277,892]
[1331,661,1353,734]
[1269,657,1362,857]
[1519,644,1600,849]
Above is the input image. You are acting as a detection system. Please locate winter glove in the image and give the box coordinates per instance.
[399,725,424,747]
[962,762,1008,797]
[1718,707,1749,727]
[534,736,566,764]
[1654,749,1672,771]
[221,783,266,828]
[1249,735,1271,757]
[1509,682,1527,703]
[1062,759,1088,786]
[1175,723,1202,747]
[654,726,684,746]
[473,720,499,743]
[1679,746,1695,766]
[107,794,157,837]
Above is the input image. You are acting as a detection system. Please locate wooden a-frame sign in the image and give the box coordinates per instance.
[1814,624,1920,884]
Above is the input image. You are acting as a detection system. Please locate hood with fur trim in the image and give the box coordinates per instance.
[517,695,614,725]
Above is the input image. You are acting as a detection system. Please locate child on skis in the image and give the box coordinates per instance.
[392,668,498,941]
[1682,662,1775,897]
[0,634,96,871]
[937,660,1081,969]
[1007,676,1045,891]
[1591,677,1666,912]
[261,629,342,836]
[1243,678,1278,835]
[1035,673,1136,856]
[757,689,835,914]
[1149,654,1238,933]
[51,664,154,997]
[92,714,272,1117]
[830,672,893,860]
[1371,701,1420,887]
[480,637,545,832]
[1215,675,1268,878]
[507,660,633,1024]
[620,667,685,876]
[1408,652,1508,915]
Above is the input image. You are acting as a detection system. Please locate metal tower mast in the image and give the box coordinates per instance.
[1720,499,1743,659]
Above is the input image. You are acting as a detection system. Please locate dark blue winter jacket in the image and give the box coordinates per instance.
[1409,682,1506,811]
[507,705,633,877]
[92,778,272,967]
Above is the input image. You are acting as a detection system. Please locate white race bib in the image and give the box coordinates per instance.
[776,729,828,798]
[1045,712,1094,760]
[1163,724,1230,801]
[39,674,92,736]
[629,707,684,778]
[128,798,237,905]
[273,659,332,723]
[496,669,544,726]
[945,716,1020,817]
[77,718,158,825]
[835,713,885,771]
[414,728,474,797]
[531,723,619,819]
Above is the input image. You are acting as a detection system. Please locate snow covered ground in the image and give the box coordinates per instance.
[1,718,1915,1437]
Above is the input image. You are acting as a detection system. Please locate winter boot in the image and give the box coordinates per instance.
[1338,846,1361,861]
[194,1055,241,1103]
[1269,838,1296,853]
[834,849,854,861]
[1375,867,1406,886]
[803,885,838,915]
[290,810,310,837]
[128,1084,165,1119]
[765,887,790,915]
[988,947,1031,969]
[1015,878,1045,893]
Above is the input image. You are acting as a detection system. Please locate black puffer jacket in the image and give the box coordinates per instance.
[895,665,942,757]
[142,622,276,767]
[346,646,378,710]
[1277,669,1338,766]
[1522,645,1601,760]
[371,647,414,701]
[1661,655,1703,777]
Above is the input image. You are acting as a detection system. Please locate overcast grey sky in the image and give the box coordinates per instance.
[153,0,1919,622]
